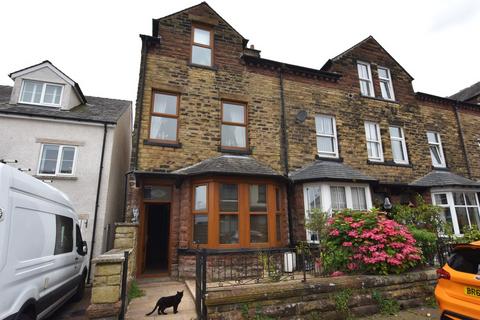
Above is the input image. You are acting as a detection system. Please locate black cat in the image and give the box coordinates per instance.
[145,291,183,316]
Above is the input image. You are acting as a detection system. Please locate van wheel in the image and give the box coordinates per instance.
[71,273,86,302]
[17,312,34,320]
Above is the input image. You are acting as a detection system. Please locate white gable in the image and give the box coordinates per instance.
[9,61,84,110]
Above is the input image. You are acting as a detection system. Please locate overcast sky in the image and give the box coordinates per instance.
[1,0,479,104]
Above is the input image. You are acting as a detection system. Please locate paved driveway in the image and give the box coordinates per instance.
[126,280,196,320]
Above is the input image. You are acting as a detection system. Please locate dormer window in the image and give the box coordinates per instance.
[19,80,63,107]
[191,26,213,67]
[378,67,395,100]
[357,62,374,97]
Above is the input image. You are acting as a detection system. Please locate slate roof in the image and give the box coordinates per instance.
[450,81,480,102]
[0,85,130,124]
[172,155,282,177]
[410,170,480,187]
[289,160,377,183]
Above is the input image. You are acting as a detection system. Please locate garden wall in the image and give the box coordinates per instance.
[206,269,437,320]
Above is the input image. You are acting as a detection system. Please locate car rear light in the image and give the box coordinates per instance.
[437,267,451,280]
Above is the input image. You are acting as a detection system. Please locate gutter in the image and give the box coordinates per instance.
[453,102,472,179]
[87,123,108,283]
[278,69,295,247]
[0,110,117,125]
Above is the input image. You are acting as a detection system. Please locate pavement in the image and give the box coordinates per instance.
[49,288,91,320]
[360,306,441,319]
[126,279,197,320]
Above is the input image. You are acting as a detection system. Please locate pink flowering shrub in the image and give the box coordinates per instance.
[323,209,422,275]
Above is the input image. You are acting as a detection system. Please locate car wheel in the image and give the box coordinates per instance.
[71,273,86,302]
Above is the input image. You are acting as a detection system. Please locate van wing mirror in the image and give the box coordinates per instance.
[78,241,88,256]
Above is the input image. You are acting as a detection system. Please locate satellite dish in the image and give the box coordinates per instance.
[296,110,307,123]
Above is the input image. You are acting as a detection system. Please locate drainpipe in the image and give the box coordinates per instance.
[278,68,295,247]
[453,102,472,178]
[87,123,108,283]
[122,170,134,222]
[133,36,148,170]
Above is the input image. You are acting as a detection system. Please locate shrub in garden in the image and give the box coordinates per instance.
[391,194,444,233]
[408,227,437,265]
[323,209,422,275]
[461,225,480,243]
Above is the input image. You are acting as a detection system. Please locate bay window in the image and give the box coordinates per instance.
[304,183,372,243]
[193,180,284,248]
[219,184,239,244]
[432,190,480,235]
[193,185,208,244]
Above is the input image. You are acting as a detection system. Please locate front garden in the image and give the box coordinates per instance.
[303,194,480,278]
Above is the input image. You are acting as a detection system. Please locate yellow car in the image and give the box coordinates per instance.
[435,240,480,320]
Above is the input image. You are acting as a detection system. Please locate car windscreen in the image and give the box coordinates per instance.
[448,248,480,274]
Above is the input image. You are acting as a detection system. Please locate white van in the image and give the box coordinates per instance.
[0,163,88,320]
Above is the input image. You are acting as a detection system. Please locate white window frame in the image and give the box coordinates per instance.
[315,115,339,158]
[389,126,409,164]
[303,182,373,243]
[427,131,446,168]
[19,79,64,107]
[364,122,384,162]
[357,61,374,97]
[37,144,77,176]
[378,67,395,101]
[432,189,480,236]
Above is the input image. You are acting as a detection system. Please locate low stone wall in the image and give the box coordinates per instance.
[206,269,437,320]
[87,223,138,319]
[87,249,127,319]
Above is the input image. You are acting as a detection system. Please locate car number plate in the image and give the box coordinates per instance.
[465,286,480,297]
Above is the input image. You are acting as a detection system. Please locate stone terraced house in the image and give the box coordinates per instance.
[124,2,480,278]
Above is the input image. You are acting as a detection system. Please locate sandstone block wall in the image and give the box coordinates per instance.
[206,269,437,320]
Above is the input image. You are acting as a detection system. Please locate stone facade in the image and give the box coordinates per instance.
[126,2,480,279]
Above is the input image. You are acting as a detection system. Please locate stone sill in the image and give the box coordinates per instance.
[188,63,218,71]
[315,155,343,162]
[360,94,400,104]
[432,166,449,171]
[366,160,413,168]
[218,147,252,155]
[34,175,78,180]
[143,139,182,148]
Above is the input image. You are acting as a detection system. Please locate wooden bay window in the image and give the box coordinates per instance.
[193,184,208,244]
[191,178,284,248]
